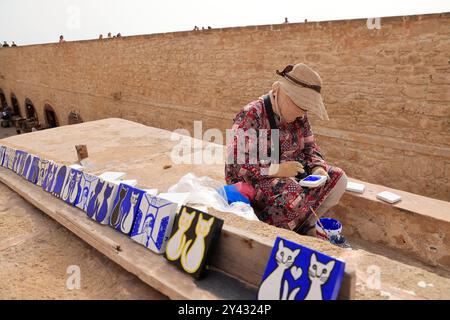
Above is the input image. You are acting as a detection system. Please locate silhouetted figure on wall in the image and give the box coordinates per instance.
[116,33,121,37]
[108,32,112,38]
[208,26,212,29]
[193,26,199,31]
[59,35,65,43]
[99,34,103,39]
[11,41,17,47]
[2,41,10,47]
[284,17,289,24]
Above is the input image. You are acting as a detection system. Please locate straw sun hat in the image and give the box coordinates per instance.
[274,63,329,121]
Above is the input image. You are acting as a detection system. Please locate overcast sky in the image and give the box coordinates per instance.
[1,0,449,46]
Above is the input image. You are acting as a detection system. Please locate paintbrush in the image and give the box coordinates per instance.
[310,206,329,238]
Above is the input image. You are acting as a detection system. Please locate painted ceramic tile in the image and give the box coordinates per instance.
[20,153,34,179]
[86,179,119,224]
[51,165,70,198]
[13,150,28,175]
[164,206,224,279]
[36,159,52,187]
[75,172,99,212]
[109,184,145,235]
[26,156,40,184]
[42,162,59,193]
[257,237,345,300]
[60,168,84,206]
[130,194,178,254]
[98,171,126,181]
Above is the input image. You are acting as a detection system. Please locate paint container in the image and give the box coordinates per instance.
[315,217,342,240]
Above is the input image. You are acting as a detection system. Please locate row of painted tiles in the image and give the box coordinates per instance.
[0,145,347,295]
[0,145,190,255]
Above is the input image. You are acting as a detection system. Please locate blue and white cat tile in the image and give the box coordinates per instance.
[42,162,59,193]
[12,150,28,175]
[109,183,145,235]
[130,194,178,254]
[165,206,224,279]
[51,165,70,198]
[110,179,137,187]
[98,171,126,182]
[69,163,84,171]
[85,178,119,224]
[20,153,34,179]
[0,145,6,166]
[26,155,41,184]
[257,237,345,300]
[1,146,10,168]
[3,147,16,170]
[10,149,20,173]
[36,158,52,187]
[75,172,99,212]
[60,168,84,205]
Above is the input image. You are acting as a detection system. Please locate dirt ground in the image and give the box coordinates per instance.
[0,179,166,299]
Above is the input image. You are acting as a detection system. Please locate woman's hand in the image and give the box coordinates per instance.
[268,161,304,178]
[311,166,329,180]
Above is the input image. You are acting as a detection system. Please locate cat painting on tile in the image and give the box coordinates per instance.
[52,166,68,198]
[17,152,28,176]
[166,207,196,261]
[258,239,300,300]
[87,180,105,218]
[21,154,33,178]
[27,157,40,184]
[110,187,128,228]
[304,253,335,300]
[120,191,139,234]
[68,171,83,205]
[180,214,214,274]
[61,171,75,201]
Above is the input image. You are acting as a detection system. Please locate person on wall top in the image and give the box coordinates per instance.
[225,63,348,236]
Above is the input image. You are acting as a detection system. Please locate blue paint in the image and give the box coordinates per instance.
[319,218,342,231]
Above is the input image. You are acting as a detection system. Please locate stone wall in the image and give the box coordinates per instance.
[0,12,449,200]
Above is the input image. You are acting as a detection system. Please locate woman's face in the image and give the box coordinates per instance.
[275,88,306,123]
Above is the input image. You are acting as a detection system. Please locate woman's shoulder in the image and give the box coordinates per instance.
[238,98,265,118]
[232,98,266,128]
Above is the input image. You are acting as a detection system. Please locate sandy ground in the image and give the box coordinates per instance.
[1,121,449,300]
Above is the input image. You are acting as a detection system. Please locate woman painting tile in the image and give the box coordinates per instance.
[225,63,347,235]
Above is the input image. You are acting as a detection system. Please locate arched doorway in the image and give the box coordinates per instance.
[0,89,7,109]
[44,104,58,128]
[10,93,21,117]
[25,98,38,121]
[68,111,83,125]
